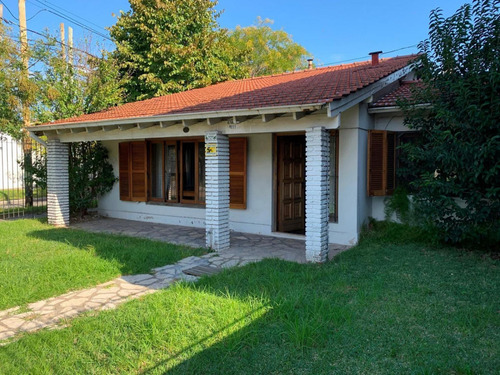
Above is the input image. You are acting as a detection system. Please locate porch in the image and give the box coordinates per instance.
[72,217,350,264]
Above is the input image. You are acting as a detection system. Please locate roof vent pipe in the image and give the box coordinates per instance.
[369,51,382,66]
[307,58,313,69]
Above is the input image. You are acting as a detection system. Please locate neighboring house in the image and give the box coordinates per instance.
[28,52,419,262]
[0,133,23,190]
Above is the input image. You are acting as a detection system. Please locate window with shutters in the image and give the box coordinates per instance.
[119,138,247,208]
[367,130,418,196]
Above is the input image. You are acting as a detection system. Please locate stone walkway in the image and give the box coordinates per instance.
[0,217,350,343]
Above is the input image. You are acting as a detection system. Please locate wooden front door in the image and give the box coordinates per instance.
[277,135,305,234]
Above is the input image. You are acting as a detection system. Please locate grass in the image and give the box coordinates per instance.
[0,219,206,310]
[0,188,46,202]
[0,205,46,216]
[0,221,498,373]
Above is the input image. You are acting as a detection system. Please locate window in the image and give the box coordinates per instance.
[367,130,418,196]
[149,139,205,204]
[119,138,247,208]
[329,131,339,222]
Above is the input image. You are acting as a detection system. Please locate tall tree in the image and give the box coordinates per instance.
[228,17,311,77]
[32,37,125,123]
[0,23,25,138]
[110,0,246,101]
[399,0,500,245]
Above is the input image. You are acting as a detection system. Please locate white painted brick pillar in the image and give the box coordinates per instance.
[47,139,70,227]
[205,131,230,251]
[305,126,330,262]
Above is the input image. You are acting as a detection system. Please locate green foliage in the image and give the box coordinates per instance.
[32,36,125,123]
[69,142,116,216]
[110,0,247,101]
[0,24,23,138]
[384,187,414,225]
[399,0,500,246]
[228,17,311,77]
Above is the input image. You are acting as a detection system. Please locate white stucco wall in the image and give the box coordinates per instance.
[99,133,276,236]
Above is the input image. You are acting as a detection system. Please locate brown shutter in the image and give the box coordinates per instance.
[119,142,131,201]
[130,141,148,202]
[386,132,396,194]
[368,130,386,196]
[229,137,247,209]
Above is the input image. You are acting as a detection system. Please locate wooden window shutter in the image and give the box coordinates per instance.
[130,141,148,201]
[119,141,147,202]
[367,131,397,196]
[229,137,247,209]
[368,130,386,196]
[119,142,131,201]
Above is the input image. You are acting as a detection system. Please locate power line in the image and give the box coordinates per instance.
[26,8,47,21]
[28,0,112,41]
[382,44,418,55]
[33,0,108,33]
[0,0,19,20]
[1,17,99,58]
[317,44,419,67]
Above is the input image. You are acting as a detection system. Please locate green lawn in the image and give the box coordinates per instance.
[0,222,498,374]
[0,188,46,201]
[0,219,206,310]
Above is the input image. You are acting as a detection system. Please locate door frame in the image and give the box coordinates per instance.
[272,132,306,234]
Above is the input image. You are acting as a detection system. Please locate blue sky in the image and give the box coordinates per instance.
[1,0,467,65]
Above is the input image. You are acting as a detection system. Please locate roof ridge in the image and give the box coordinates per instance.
[37,54,418,126]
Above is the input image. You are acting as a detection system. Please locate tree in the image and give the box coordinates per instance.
[228,17,311,77]
[399,0,500,245]
[32,36,125,123]
[29,35,122,216]
[0,23,24,138]
[109,0,246,101]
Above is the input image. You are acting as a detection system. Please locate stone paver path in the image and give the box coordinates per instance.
[0,217,350,343]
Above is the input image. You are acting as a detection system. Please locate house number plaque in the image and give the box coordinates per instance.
[205,144,217,156]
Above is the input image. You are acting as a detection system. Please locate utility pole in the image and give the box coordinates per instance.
[68,26,73,64]
[60,23,65,60]
[0,4,3,21]
[18,0,33,207]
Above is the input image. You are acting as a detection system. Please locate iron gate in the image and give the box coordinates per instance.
[0,134,47,220]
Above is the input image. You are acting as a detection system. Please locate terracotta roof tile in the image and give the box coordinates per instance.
[371,80,423,107]
[40,54,417,126]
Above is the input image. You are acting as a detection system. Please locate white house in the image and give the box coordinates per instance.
[28,52,419,262]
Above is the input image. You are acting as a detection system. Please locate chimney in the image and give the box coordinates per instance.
[369,51,382,66]
[307,58,314,69]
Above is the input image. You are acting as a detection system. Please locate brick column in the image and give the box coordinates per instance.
[47,139,70,227]
[205,131,230,251]
[305,127,330,262]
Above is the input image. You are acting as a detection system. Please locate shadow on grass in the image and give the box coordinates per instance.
[140,243,499,374]
[27,227,206,275]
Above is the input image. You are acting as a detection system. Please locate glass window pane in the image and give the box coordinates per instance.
[151,143,163,199]
[329,134,337,220]
[182,142,195,200]
[198,142,205,203]
[165,144,177,201]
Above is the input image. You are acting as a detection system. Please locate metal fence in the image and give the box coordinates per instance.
[0,133,47,220]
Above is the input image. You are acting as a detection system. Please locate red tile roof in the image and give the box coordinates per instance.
[40,54,417,126]
[371,80,422,107]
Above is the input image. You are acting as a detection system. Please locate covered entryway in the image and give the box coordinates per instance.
[276,135,306,234]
